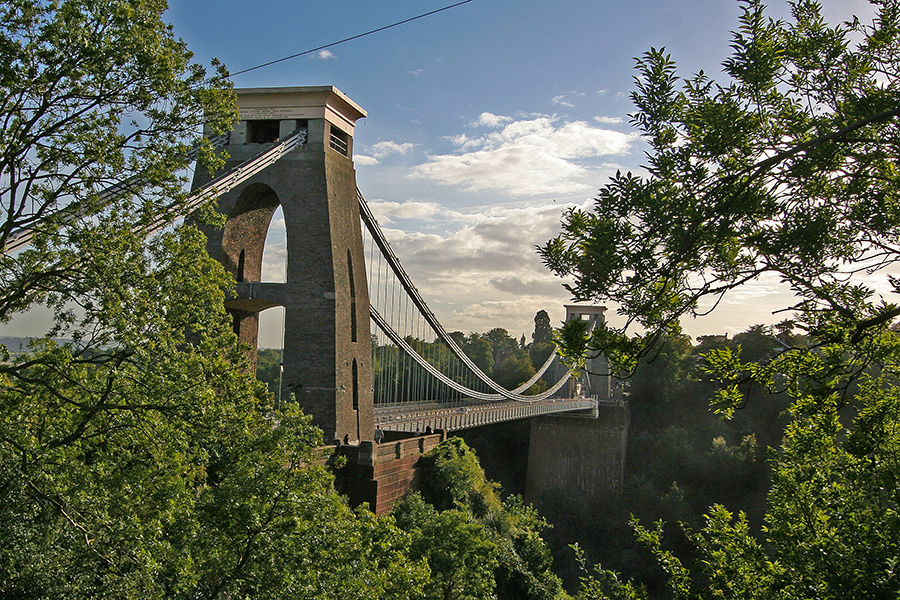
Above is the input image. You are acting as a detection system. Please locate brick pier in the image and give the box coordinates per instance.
[332,431,445,514]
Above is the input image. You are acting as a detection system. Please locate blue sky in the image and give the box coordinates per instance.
[6,0,872,348]
[162,0,879,345]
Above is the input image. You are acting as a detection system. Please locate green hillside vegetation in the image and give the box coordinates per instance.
[394,437,567,600]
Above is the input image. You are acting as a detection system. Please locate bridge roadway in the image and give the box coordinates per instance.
[373,396,598,433]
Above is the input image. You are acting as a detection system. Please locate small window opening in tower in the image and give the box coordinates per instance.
[329,127,349,156]
[247,120,280,144]
[347,250,357,342]
[352,359,359,411]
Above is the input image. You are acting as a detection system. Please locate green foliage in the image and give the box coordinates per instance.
[374,318,558,398]
[534,310,554,345]
[614,374,900,600]
[483,327,520,359]
[494,347,538,390]
[530,341,556,371]
[539,0,900,381]
[559,1,900,598]
[394,493,499,600]
[573,544,646,600]
[256,347,282,394]
[0,226,430,597]
[464,333,496,376]
[400,438,568,600]
[0,2,430,598]
[417,437,501,515]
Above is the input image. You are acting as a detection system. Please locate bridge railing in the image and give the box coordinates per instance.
[375,396,597,432]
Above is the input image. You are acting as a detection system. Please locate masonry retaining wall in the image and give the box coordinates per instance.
[525,402,629,509]
[333,431,444,514]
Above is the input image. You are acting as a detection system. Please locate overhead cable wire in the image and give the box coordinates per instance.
[228,0,477,78]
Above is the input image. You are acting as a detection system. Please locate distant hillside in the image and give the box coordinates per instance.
[0,336,72,353]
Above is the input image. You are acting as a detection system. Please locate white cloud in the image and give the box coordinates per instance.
[594,116,624,124]
[356,141,415,166]
[370,140,414,158]
[368,200,463,224]
[366,201,585,335]
[474,112,512,128]
[447,298,569,336]
[313,49,335,60]
[408,68,424,76]
[551,91,585,107]
[410,114,638,197]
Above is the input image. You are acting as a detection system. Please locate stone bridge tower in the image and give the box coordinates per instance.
[526,304,629,509]
[191,86,373,444]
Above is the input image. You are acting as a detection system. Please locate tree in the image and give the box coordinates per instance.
[495,347,538,390]
[540,0,900,383]
[0,2,430,598]
[400,438,566,600]
[536,0,900,597]
[255,347,282,393]
[530,310,556,371]
[463,332,496,376]
[533,310,554,345]
[394,494,500,600]
[484,327,519,365]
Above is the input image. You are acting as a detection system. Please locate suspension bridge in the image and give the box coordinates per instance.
[7,86,628,513]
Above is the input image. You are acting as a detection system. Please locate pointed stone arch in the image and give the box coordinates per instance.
[221,183,281,284]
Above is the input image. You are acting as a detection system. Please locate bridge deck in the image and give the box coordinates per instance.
[374,397,598,432]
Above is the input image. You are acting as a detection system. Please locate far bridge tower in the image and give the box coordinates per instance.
[191,86,373,445]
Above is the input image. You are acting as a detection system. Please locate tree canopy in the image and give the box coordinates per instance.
[537,1,900,598]
[396,438,567,600]
[541,0,900,381]
[0,2,431,598]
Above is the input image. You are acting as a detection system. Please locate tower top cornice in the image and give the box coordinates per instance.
[235,86,366,135]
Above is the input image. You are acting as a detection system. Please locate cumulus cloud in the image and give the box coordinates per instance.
[356,141,415,166]
[370,140,414,158]
[594,116,624,124]
[366,201,584,334]
[410,114,638,197]
[313,49,335,60]
[474,112,513,128]
[367,200,463,224]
